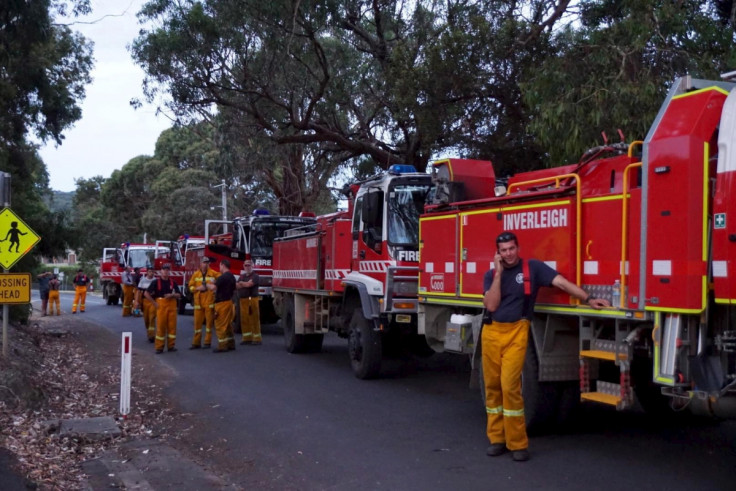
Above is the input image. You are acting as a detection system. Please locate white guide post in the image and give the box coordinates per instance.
[120,332,132,417]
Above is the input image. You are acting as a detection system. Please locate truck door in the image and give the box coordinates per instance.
[352,190,386,279]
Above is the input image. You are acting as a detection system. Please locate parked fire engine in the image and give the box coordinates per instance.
[418,75,736,428]
[186,210,316,323]
[99,242,168,305]
[272,165,432,378]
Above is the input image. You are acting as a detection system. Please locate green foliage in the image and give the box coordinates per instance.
[131,0,570,187]
[522,0,736,165]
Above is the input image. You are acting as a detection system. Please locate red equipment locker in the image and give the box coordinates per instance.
[645,87,727,312]
[418,213,459,296]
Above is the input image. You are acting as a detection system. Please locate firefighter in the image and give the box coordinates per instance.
[137,268,157,342]
[144,263,181,354]
[188,257,220,349]
[121,266,136,317]
[208,258,236,353]
[37,271,52,316]
[236,259,261,345]
[48,274,61,315]
[482,231,609,462]
[132,267,143,316]
[71,269,89,313]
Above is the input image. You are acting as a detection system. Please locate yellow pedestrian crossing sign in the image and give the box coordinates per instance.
[0,208,41,269]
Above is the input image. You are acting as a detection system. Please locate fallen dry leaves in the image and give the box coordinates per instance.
[0,318,176,490]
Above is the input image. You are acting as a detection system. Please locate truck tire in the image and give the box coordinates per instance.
[178,298,186,315]
[348,310,382,379]
[110,295,119,306]
[283,295,308,353]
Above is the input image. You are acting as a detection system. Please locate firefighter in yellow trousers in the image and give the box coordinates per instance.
[482,232,609,462]
[121,266,135,316]
[188,257,219,349]
[137,269,157,342]
[208,259,236,353]
[48,274,61,315]
[237,259,261,345]
[144,263,181,354]
[71,269,89,313]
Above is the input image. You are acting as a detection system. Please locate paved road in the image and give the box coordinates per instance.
[36,293,736,490]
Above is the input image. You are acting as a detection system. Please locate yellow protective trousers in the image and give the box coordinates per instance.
[155,297,178,351]
[72,285,87,312]
[214,300,235,350]
[143,298,157,341]
[239,297,261,343]
[192,291,216,347]
[48,290,60,315]
[481,319,530,451]
[122,284,135,316]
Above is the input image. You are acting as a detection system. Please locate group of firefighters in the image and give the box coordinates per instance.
[37,269,92,315]
[118,257,262,354]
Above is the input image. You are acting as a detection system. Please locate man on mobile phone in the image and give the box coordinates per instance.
[481,231,608,462]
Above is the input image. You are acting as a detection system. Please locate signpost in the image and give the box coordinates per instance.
[0,196,42,357]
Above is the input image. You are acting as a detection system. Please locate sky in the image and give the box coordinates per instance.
[39,0,171,192]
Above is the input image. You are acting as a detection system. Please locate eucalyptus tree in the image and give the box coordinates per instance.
[523,0,736,164]
[132,0,572,200]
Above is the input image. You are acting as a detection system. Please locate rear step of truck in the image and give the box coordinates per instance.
[579,319,634,410]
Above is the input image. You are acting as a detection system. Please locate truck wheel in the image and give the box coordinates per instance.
[110,295,119,306]
[178,298,186,315]
[348,310,382,379]
[521,340,560,435]
[283,296,307,353]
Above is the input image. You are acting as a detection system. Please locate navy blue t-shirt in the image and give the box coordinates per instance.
[482,259,558,322]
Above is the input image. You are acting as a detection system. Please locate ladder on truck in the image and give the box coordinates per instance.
[578,317,636,410]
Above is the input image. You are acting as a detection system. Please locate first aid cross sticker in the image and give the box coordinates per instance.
[715,213,726,230]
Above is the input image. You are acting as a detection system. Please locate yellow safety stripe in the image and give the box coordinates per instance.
[156,336,166,341]
[194,329,201,334]
[193,305,202,310]
[168,334,176,339]
[486,406,503,415]
[503,408,525,417]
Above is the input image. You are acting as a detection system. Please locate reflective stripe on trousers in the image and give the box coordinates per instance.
[481,319,530,451]
[155,297,177,351]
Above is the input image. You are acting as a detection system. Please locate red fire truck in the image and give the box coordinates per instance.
[99,242,168,305]
[418,75,736,427]
[185,211,316,323]
[272,165,432,378]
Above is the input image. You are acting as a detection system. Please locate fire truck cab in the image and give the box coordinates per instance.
[272,165,432,378]
[99,242,168,305]
[185,211,316,323]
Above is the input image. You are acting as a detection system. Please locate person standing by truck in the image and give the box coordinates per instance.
[144,263,181,354]
[482,231,609,462]
[188,257,220,349]
[208,259,236,353]
[121,266,135,317]
[137,268,157,342]
[237,260,261,345]
[72,269,89,313]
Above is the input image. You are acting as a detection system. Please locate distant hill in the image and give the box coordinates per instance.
[46,190,74,213]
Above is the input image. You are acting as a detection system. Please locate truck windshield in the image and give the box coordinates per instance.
[250,221,311,257]
[128,249,156,268]
[387,183,431,246]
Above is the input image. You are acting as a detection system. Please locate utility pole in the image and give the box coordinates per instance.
[213,180,228,234]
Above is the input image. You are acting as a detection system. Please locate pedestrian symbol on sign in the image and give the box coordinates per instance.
[0,221,27,252]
